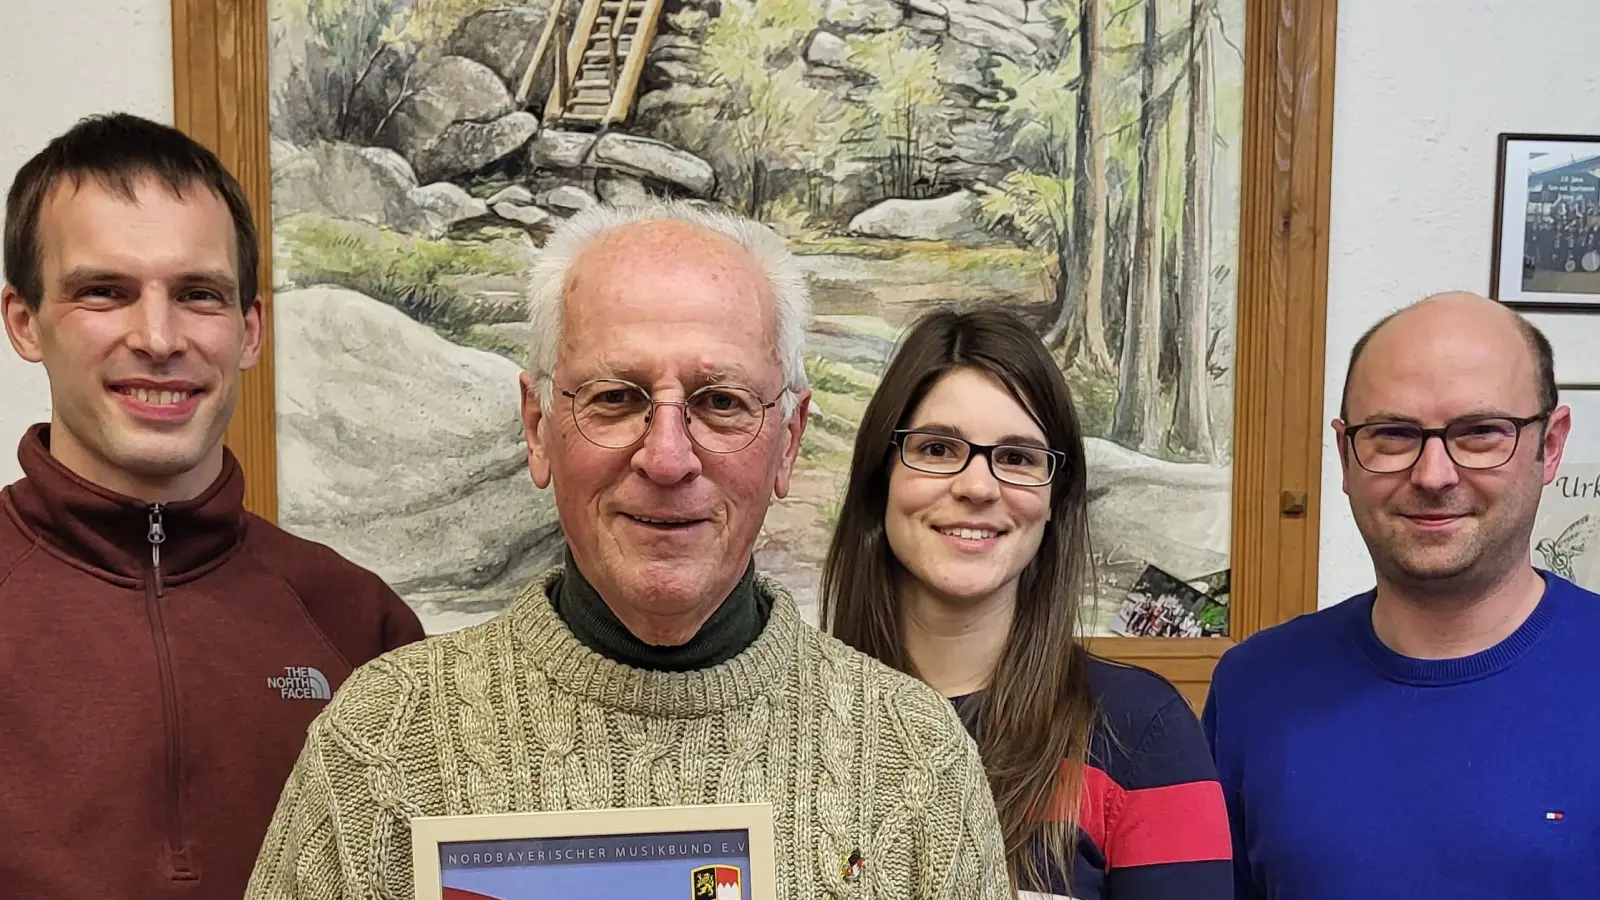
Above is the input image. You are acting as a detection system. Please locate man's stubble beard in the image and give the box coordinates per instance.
[1377,520,1486,589]
[1369,482,1540,601]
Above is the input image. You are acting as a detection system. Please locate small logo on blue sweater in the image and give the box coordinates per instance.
[267,666,331,700]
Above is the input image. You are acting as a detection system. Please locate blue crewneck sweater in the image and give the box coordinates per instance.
[1203,571,1600,900]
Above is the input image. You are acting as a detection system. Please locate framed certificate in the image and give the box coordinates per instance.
[411,803,778,900]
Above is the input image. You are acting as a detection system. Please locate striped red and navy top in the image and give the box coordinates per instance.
[952,657,1233,899]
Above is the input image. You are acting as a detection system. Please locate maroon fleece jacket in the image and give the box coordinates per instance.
[0,424,426,898]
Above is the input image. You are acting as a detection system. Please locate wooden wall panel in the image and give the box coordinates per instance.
[172,0,277,521]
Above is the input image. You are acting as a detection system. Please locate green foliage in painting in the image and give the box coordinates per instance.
[289,0,495,56]
[844,32,947,200]
[278,214,525,357]
[401,0,503,48]
[671,0,839,218]
[990,56,1080,171]
[1062,360,1119,436]
[978,52,1081,340]
[805,356,878,403]
[278,0,505,142]
[300,0,401,83]
[284,0,411,141]
[982,170,1073,251]
[979,51,1080,245]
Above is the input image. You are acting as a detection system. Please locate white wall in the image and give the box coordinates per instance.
[1319,0,1600,605]
[0,0,172,485]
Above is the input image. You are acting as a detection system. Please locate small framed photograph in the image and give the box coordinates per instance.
[412,803,778,900]
[1491,133,1600,311]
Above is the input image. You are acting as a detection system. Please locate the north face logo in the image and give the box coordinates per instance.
[267,666,331,700]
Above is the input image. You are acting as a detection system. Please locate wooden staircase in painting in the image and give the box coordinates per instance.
[536,0,667,128]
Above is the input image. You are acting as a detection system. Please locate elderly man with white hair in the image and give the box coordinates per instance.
[246,200,1011,900]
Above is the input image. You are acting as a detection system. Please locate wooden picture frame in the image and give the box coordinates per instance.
[411,803,778,900]
[171,0,1337,709]
[1490,133,1600,313]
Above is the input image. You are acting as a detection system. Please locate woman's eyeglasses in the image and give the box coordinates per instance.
[892,429,1064,487]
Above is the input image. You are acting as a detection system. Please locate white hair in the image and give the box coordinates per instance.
[525,198,810,419]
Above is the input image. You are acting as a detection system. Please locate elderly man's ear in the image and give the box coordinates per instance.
[773,390,811,500]
[520,371,552,489]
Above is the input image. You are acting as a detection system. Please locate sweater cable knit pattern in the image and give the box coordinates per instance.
[245,567,1010,900]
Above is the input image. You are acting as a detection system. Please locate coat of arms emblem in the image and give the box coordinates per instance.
[692,864,743,899]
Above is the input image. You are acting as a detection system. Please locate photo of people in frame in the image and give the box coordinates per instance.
[1492,134,1600,308]
[1520,152,1600,295]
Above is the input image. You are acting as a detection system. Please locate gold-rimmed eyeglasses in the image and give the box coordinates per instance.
[559,377,783,453]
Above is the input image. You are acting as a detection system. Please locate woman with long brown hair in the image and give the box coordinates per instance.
[821,309,1231,899]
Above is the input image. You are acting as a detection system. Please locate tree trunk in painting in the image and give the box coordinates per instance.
[1172,0,1217,461]
[1110,0,1164,454]
[748,159,766,221]
[1042,152,1081,356]
[1070,0,1114,372]
[1049,224,1078,362]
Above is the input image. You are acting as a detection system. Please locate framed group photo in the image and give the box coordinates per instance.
[412,803,778,900]
[1492,133,1600,311]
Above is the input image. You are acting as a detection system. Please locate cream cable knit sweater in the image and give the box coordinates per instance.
[245,567,1011,899]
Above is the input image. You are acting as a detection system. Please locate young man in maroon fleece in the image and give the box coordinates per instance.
[0,113,426,899]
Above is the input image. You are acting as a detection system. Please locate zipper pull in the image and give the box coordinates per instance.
[148,503,166,596]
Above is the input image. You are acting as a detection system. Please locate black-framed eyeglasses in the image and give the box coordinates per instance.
[559,377,783,454]
[1344,411,1552,473]
[892,429,1065,487]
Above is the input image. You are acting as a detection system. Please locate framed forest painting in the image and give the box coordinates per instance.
[173,0,1336,705]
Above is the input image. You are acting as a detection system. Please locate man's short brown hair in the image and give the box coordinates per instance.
[3,112,259,310]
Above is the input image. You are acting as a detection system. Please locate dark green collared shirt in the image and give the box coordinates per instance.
[550,547,769,672]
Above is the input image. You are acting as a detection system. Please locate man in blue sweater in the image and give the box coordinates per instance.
[1204,291,1600,900]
